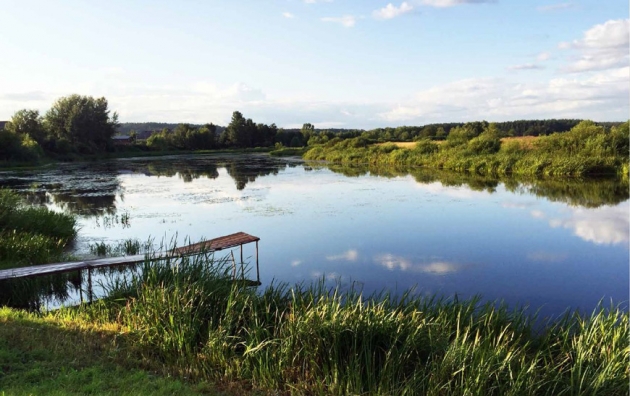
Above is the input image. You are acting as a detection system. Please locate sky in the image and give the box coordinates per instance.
[0,0,628,129]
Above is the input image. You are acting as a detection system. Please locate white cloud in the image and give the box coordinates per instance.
[291,260,302,267]
[537,2,575,12]
[377,66,629,123]
[559,19,629,73]
[326,249,359,261]
[530,210,545,219]
[282,12,295,19]
[420,0,495,8]
[537,52,551,61]
[374,254,462,274]
[373,2,414,19]
[507,63,545,71]
[321,15,357,27]
[304,0,332,3]
[548,203,629,246]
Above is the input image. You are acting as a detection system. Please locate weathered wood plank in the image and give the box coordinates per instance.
[0,232,260,281]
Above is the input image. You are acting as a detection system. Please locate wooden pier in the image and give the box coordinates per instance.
[0,232,261,286]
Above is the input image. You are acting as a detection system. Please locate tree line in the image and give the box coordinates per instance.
[1,95,119,162]
[2,94,625,163]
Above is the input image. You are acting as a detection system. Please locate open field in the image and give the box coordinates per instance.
[381,136,539,150]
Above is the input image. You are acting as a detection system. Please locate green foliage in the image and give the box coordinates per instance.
[5,109,46,144]
[0,127,44,163]
[305,121,630,178]
[63,255,630,395]
[0,189,76,268]
[43,94,119,154]
[413,139,439,154]
[146,124,217,151]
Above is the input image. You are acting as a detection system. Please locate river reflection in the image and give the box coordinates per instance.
[0,154,627,317]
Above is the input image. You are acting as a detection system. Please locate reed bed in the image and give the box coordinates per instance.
[65,253,629,395]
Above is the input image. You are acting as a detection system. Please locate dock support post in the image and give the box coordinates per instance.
[231,251,237,279]
[87,267,93,303]
[255,240,260,284]
[240,244,244,280]
[79,269,84,304]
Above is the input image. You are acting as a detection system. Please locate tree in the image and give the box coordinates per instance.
[225,111,248,147]
[301,123,315,143]
[44,95,119,154]
[5,109,46,144]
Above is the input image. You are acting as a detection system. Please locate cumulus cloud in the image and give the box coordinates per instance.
[559,19,629,73]
[326,249,359,262]
[507,64,546,71]
[377,66,629,123]
[374,254,462,275]
[537,2,575,12]
[548,203,629,246]
[420,0,495,8]
[537,52,551,61]
[282,12,295,19]
[373,2,414,19]
[321,15,357,27]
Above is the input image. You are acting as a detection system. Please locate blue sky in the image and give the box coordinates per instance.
[0,0,627,128]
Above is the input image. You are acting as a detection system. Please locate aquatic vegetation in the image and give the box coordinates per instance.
[89,238,146,257]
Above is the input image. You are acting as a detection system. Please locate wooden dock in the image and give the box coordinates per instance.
[0,232,261,284]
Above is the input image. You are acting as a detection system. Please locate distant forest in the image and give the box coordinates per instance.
[118,119,624,144]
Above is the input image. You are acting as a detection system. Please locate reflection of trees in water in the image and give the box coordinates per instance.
[135,155,287,191]
[0,272,81,310]
[0,155,291,221]
[312,162,629,208]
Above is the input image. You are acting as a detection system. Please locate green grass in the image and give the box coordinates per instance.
[269,147,308,157]
[0,189,77,269]
[304,121,629,178]
[0,307,229,395]
[45,252,628,395]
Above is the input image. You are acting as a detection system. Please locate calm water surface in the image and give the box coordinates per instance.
[1,154,628,318]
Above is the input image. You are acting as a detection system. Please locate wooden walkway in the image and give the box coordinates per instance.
[0,232,261,284]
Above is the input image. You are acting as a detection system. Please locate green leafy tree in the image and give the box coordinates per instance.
[301,123,315,143]
[5,109,46,144]
[44,95,119,154]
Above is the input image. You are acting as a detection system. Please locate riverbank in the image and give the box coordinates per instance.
[4,254,627,395]
[304,121,630,178]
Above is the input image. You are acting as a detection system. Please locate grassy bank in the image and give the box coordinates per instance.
[0,189,76,269]
[10,253,622,395]
[0,307,225,395]
[304,121,629,178]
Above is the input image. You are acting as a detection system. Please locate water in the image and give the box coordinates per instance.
[1,153,628,318]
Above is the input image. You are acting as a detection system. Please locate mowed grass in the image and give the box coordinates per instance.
[0,308,228,395]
